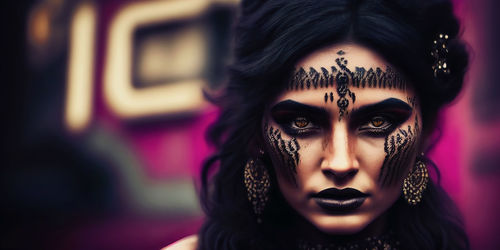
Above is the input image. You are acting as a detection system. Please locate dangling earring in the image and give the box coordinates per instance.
[403,157,429,205]
[243,152,270,223]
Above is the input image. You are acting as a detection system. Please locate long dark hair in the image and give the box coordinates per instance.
[198,0,469,249]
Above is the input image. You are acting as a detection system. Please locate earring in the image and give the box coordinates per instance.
[403,159,429,205]
[243,155,270,223]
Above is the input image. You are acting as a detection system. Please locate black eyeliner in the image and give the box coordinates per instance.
[270,100,329,137]
[350,98,413,137]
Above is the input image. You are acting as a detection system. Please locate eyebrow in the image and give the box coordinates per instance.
[353,98,411,113]
[270,100,329,117]
[270,98,412,122]
[350,98,412,123]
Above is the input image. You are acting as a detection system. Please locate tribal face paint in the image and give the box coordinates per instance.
[379,115,420,186]
[263,43,422,235]
[288,50,407,121]
[265,123,301,184]
[324,92,334,103]
[288,60,407,92]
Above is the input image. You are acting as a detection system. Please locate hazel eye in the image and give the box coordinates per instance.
[357,115,396,137]
[271,113,322,137]
[294,117,309,128]
[370,117,385,127]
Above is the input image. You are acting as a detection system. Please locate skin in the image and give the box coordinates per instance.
[263,43,422,236]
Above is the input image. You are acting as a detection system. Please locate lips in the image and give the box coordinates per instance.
[311,188,369,213]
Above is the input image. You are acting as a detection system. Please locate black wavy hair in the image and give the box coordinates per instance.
[198,0,469,249]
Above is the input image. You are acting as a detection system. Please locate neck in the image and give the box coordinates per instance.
[287,211,390,245]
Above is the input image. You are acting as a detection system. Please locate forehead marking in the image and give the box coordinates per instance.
[288,50,407,92]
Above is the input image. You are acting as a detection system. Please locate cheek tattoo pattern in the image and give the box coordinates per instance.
[288,50,407,120]
[266,124,301,183]
[379,104,420,187]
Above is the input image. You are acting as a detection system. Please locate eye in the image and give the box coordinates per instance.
[287,116,319,136]
[370,116,386,127]
[358,115,395,137]
[293,117,310,128]
[274,115,321,137]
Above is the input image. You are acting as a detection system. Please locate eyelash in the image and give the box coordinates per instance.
[276,116,321,137]
[357,115,397,137]
[275,113,405,138]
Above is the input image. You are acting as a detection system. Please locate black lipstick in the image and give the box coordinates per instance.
[311,188,369,213]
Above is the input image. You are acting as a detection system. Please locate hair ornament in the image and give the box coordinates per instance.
[431,33,451,77]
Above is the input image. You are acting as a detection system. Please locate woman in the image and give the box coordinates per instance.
[167,0,469,249]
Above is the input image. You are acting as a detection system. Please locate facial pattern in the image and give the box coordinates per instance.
[266,123,301,184]
[288,50,407,120]
[335,53,356,120]
[264,44,423,235]
[324,92,334,103]
[407,96,416,108]
[378,104,420,187]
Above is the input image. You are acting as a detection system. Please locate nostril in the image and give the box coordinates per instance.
[341,169,358,178]
[322,168,358,179]
[320,158,358,181]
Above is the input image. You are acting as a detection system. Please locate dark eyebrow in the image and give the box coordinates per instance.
[270,100,329,117]
[353,98,412,114]
[350,97,412,123]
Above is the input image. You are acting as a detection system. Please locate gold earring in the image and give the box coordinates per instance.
[403,159,429,205]
[243,156,270,223]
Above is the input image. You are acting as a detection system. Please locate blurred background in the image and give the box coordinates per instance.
[2,0,499,249]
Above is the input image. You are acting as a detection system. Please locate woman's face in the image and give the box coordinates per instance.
[263,43,422,234]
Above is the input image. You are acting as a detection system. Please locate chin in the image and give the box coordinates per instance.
[308,213,373,235]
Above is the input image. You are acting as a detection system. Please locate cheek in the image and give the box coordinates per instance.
[355,138,386,181]
[378,116,421,187]
[273,138,326,208]
[271,137,323,188]
[264,124,301,184]
[355,115,421,189]
[289,139,324,184]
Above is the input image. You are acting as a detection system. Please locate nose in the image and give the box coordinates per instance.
[321,122,358,180]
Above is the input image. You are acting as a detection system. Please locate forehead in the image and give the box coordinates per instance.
[274,43,414,104]
[296,43,387,69]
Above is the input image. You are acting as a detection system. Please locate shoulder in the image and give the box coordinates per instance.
[162,235,198,250]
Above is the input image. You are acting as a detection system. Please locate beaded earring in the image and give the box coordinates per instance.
[403,158,429,205]
[243,153,270,223]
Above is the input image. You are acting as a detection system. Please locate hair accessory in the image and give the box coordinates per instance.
[244,155,270,223]
[403,159,429,205]
[431,33,451,77]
